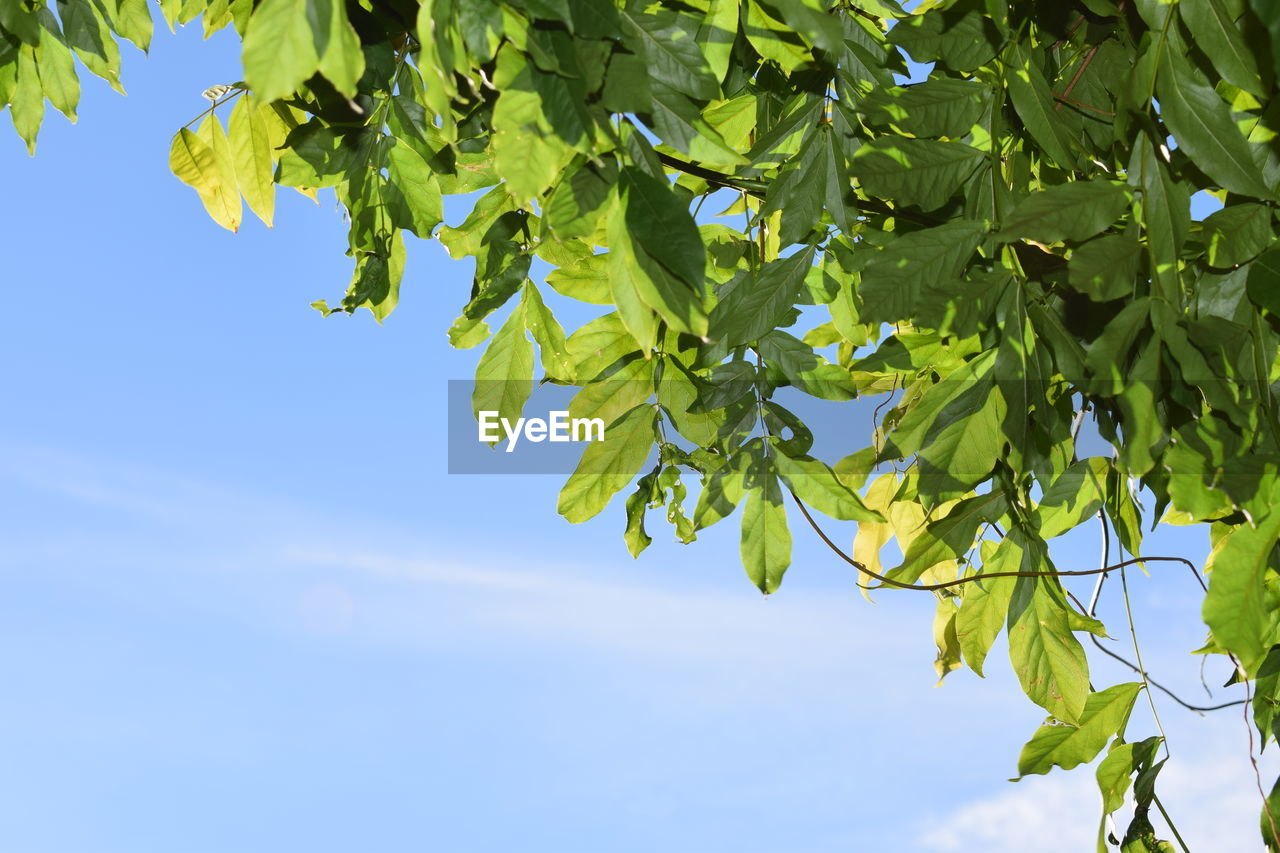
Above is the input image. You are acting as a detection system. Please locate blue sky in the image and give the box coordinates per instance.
[0,24,1272,853]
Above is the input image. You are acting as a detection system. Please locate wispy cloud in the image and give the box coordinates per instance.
[917,727,1276,853]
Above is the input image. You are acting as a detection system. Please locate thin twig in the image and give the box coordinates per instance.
[1052,92,1116,116]
[181,87,247,130]
[1054,43,1100,111]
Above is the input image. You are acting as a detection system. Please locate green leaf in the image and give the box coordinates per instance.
[57,0,122,92]
[997,181,1129,244]
[1097,737,1162,819]
[1127,132,1189,301]
[757,330,858,401]
[1084,297,1150,391]
[112,0,153,50]
[887,0,999,72]
[228,93,276,227]
[542,158,616,242]
[169,125,240,232]
[471,301,534,434]
[558,404,658,523]
[1008,569,1091,723]
[956,558,1016,678]
[569,356,656,430]
[1202,203,1272,268]
[850,138,985,211]
[773,451,884,522]
[612,167,708,336]
[741,447,792,593]
[760,125,827,246]
[1004,42,1076,168]
[1203,481,1280,676]
[387,141,443,238]
[1016,682,1143,778]
[1254,0,1280,85]
[649,83,747,169]
[242,0,318,103]
[313,0,364,95]
[857,78,988,139]
[893,492,1006,585]
[693,452,748,530]
[1178,0,1263,97]
[1068,233,1142,302]
[1035,458,1110,539]
[859,221,985,325]
[448,315,490,349]
[624,467,659,557]
[1247,247,1280,315]
[769,0,843,53]
[491,48,573,204]
[710,246,816,346]
[10,46,43,153]
[885,348,998,458]
[195,114,243,233]
[695,0,738,82]
[340,237,405,321]
[565,311,640,381]
[916,374,1008,499]
[933,596,963,683]
[1157,59,1270,198]
[35,10,79,122]
[521,282,573,381]
[620,7,718,100]
[546,256,613,305]
[606,214,659,353]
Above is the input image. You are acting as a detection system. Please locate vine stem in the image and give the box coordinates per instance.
[1152,794,1192,853]
[1077,521,1241,715]
[1119,565,1172,756]
[1243,665,1280,849]
[787,492,1197,592]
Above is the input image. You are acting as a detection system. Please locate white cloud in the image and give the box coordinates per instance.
[918,725,1278,853]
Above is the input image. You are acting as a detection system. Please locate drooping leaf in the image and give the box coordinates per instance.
[558,404,658,523]
[1203,480,1280,676]
[1017,682,1143,777]
[1158,59,1270,198]
[471,300,534,433]
[1008,568,1091,723]
[740,445,792,594]
[228,93,276,227]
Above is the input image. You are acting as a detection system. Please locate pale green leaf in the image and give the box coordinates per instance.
[472,301,534,432]
[1017,682,1143,777]
[228,93,276,227]
[558,404,658,523]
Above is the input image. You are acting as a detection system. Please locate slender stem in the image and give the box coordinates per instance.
[1053,43,1100,112]
[1152,794,1193,853]
[788,492,1198,592]
[181,87,247,130]
[1120,566,1171,753]
[1052,92,1116,116]
[1243,668,1280,849]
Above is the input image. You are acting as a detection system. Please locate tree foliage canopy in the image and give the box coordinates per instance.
[7,0,1280,846]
